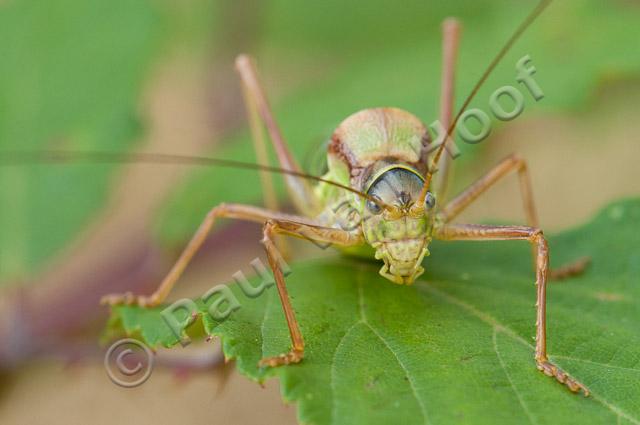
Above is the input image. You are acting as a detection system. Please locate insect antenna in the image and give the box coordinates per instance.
[417,0,553,205]
[0,149,388,208]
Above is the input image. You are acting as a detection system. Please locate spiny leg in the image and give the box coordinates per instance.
[259,219,362,367]
[235,55,320,215]
[101,202,364,369]
[437,154,589,279]
[100,204,319,307]
[435,223,590,396]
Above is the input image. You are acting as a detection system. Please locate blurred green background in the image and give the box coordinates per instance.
[0,0,638,424]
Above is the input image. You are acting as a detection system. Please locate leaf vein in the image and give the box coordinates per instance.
[419,281,640,425]
[329,320,363,425]
[359,269,431,425]
[492,328,538,425]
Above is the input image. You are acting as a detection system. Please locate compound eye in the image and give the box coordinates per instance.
[424,191,436,209]
[366,196,383,215]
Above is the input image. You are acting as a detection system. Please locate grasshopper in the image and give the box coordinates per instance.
[8,0,589,395]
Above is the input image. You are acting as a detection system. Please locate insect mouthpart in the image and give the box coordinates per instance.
[373,238,431,285]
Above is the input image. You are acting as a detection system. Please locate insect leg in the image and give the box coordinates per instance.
[438,154,589,279]
[100,204,318,308]
[238,60,292,257]
[260,219,362,367]
[434,223,590,396]
[439,154,537,225]
[432,18,461,201]
[237,61,278,213]
[235,55,320,215]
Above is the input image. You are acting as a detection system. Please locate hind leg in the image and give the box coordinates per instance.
[235,55,320,216]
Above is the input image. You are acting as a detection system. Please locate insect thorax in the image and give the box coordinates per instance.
[326,107,430,191]
[315,106,433,225]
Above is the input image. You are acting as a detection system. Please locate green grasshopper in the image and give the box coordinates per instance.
[10,0,588,395]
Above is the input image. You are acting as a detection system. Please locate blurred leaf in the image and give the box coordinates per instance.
[0,0,164,282]
[157,0,640,247]
[108,198,640,425]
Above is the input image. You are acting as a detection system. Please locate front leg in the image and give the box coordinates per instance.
[259,219,363,367]
[101,203,319,308]
[437,154,589,280]
[435,223,590,396]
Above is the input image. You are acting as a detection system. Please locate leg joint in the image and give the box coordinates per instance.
[207,203,228,220]
[529,227,545,242]
[530,228,548,254]
[506,153,527,171]
[262,219,277,244]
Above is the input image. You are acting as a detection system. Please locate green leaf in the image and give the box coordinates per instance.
[156,0,640,246]
[107,198,640,425]
[0,0,164,282]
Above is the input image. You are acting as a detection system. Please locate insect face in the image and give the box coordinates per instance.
[361,166,435,284]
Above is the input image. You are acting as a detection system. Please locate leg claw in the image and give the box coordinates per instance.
[258,349,304,368]
[537,360,590,396]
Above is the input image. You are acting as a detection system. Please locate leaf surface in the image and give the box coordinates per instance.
[108,198,640,425]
